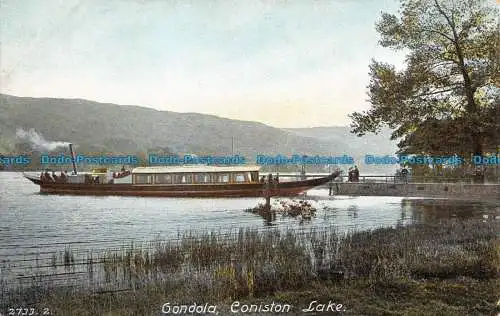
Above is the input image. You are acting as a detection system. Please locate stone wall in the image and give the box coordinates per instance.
[329,183,500,200]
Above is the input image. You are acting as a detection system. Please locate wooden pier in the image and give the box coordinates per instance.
[269,174,499,201]
[317,182,499,201]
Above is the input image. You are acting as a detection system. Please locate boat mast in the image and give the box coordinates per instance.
[69,143,78,175]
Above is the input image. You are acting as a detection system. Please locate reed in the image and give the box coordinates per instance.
[1,218,498,315]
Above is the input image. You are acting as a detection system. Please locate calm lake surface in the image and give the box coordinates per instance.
[1,172,498,281]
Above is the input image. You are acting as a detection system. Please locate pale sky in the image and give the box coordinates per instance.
[0,0,406,128]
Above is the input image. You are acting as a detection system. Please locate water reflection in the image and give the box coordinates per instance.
[405,199,499,223]
[255,208,277,226]
[247,196,498,228]
[347,205,359,219]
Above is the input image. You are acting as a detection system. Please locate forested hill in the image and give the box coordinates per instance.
[0,94,397,171]
[0,94,344,155]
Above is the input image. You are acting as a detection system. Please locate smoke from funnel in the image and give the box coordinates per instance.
[16,128,71,151]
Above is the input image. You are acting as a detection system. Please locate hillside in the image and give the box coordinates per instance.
[0,94,343,156]
[0,94,397,173]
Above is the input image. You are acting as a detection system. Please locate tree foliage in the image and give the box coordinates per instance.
[350,0,499,155]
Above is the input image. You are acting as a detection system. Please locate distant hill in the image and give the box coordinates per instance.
[0,94,398,173]
[0,94,343,155]
[284,126,398,155]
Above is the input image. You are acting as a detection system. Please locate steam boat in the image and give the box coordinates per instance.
[23,145,339,198]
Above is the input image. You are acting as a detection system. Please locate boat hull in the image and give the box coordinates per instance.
[24,172,339,198]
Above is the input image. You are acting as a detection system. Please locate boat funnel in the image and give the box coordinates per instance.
[69,143,78,175]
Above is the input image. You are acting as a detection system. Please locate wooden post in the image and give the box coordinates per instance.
[265,175,271,210]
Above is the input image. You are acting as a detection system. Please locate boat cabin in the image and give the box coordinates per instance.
[89,168,109,184]
[65,168,112,184]
[131,165,261,185]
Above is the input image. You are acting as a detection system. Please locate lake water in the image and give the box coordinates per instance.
[0,172,498,283]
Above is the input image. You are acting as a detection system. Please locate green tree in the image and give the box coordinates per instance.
[350,0,499,157]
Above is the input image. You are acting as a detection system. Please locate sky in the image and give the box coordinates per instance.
[0,0,407,128]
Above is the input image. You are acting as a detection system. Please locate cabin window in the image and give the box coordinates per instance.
[155,174,172,184]
[183,174,193,184]
[195,173,210,183]
[174,174,193,184]
[173,174,183,184]
[135,174,151,184]
[216,174,229,183]
[234,173,245,182]
[209,173,218,183]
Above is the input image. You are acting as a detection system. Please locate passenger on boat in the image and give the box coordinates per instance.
[43,170,52,182]
[59,171,67,183]
[274,175,279,184]
[347,167,353,182]
[260,176,265,183]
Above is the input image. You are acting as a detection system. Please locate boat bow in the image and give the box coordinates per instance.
[23,173,42,185]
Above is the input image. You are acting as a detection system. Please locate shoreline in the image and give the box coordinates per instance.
[2,219,498,315]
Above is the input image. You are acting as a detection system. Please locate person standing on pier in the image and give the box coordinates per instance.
[401,167,409,184]
[337,168,344,182]
[353,166,360,182]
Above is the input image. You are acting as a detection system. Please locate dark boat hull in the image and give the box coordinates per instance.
[24,172,339,198]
